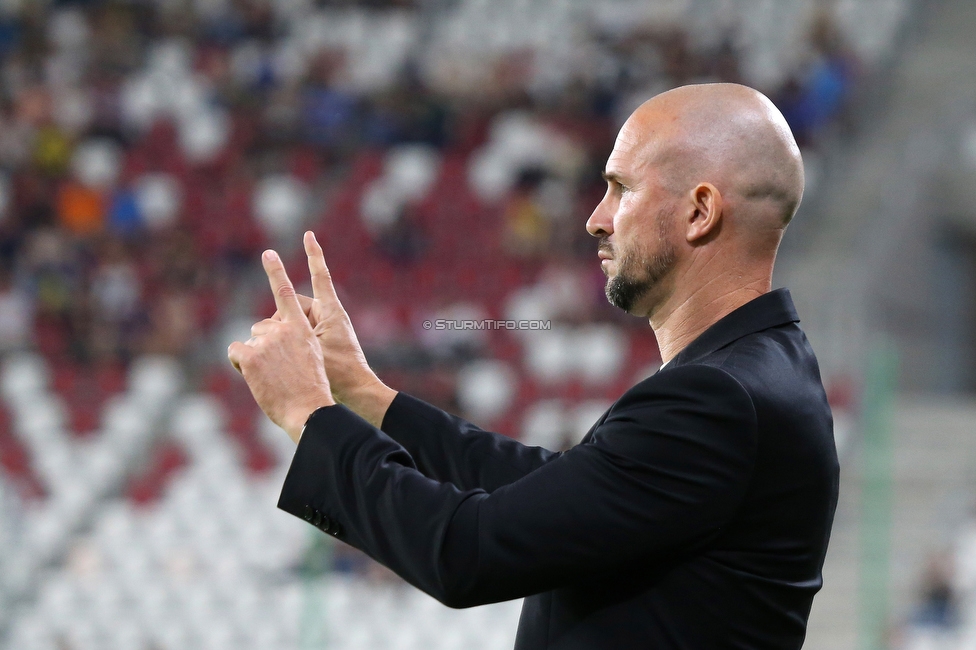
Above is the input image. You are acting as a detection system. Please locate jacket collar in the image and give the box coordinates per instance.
[666,288,800,368]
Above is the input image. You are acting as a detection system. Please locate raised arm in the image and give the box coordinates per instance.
[277,364,758,607]
[380,392,560,492]
[232,239,756,608]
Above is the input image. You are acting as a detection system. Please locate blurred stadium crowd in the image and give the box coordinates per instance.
[0,0,907,649]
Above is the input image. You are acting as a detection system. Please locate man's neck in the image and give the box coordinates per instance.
[650,280,770,364]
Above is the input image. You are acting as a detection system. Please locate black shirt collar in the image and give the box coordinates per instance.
[667,288,800,367]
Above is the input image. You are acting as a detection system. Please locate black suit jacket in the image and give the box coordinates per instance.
[278,288,840,649]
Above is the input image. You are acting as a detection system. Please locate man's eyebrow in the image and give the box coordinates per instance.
[602,171,625,184]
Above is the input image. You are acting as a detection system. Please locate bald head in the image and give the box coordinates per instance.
[586,83,805,323]
[621,83,804,228]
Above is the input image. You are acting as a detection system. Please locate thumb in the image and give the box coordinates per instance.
[227,341,249,374]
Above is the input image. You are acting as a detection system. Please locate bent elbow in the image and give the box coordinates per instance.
[429,579,495,609]
[435,587,480,609]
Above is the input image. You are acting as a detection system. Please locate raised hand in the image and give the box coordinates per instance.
[228,249,334,442]
[250,232,396,428]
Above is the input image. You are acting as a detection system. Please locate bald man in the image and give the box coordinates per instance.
[230,83,839,649]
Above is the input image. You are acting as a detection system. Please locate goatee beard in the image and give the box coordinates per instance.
[603,239,677,314]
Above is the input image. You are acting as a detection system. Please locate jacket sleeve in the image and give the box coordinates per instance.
[379,392,560,492]
[277,364,758,608]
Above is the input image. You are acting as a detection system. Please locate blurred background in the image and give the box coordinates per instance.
[0,0,974,648]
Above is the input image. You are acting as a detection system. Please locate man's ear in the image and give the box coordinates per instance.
[686,182,723,244]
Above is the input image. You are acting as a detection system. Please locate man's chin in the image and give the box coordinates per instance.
[605,278,643,313]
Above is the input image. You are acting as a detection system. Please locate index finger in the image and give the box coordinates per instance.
[304,231,339,303]
[262,249,304,321]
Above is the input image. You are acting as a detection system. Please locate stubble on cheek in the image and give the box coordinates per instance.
[603,209,678,314]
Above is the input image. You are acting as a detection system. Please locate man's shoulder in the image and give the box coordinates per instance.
[623,322,826,417]
[666,321,817,389]
[613,362,756,425]
[709,324,825,402]
[661,324,833,450]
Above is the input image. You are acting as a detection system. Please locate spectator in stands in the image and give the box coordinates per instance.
[57,178,106,238]
[144,282,198,358]
[123,230,204,359]
[502,168,551,258]
[375,206,427,264]
[302,50,361,152]
[21,227,78,323]
[89,237,142,360]
[911,552,959,629]
[776,11,859,146]
[364,72,450,148]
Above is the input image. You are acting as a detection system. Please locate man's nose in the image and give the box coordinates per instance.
[586,195,614,238]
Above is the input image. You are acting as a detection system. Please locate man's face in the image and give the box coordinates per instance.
[586,118,680,317]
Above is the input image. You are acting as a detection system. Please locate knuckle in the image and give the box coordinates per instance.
[277,283,296,298]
